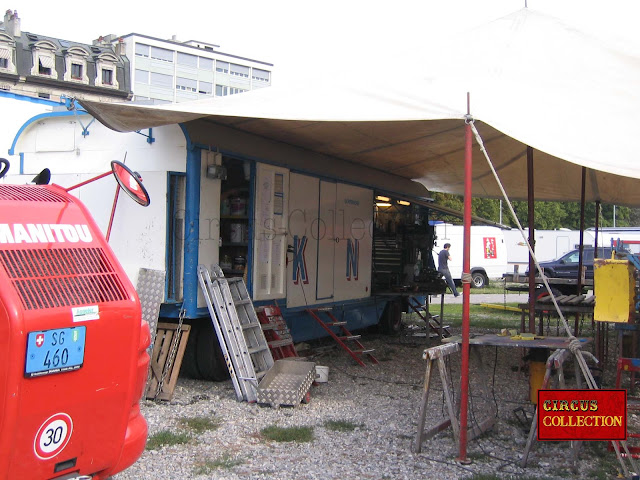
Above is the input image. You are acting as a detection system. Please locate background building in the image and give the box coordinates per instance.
[0,10,131,103]
[115,33,272,104]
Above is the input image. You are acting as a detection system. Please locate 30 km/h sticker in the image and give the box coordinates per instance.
[34,413,73,459]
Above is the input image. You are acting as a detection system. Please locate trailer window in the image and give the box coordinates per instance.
[167,173,186,301]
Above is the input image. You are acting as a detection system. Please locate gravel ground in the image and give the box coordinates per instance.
[111,317,629,480]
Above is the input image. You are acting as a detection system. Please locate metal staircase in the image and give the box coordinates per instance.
[306,308,378,367]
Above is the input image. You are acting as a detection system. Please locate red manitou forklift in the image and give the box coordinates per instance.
[0,159,151,480]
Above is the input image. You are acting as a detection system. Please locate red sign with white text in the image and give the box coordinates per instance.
[538,389,626,441]
[483,237,497,259]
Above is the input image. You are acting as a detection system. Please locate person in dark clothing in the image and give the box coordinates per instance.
[438,243,459,297]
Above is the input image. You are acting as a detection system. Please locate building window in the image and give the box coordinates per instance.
[135,43,150,57]
[177,52,197,67]
[252,68,270,82]
[215,84,228,96]
[71,63,83,80]
[150,72,173,87]
[151,46,174,62]
[63,46,89,84]
[135,69,149,84]
[229,87,247,95]
[216,61,229,74]
[0,34,16,74]
[38,58,52,75]
[31,40,58,79]
[198,81,212,95]
[102,68,113,85]
[176,77,197,92]
[199,57,213,70]
[230,63,250,78]
[95,52,119,88]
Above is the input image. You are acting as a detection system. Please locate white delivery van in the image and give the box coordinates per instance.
[432,223,508,288]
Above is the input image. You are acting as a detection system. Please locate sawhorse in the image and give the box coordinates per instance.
[413,342,497,453]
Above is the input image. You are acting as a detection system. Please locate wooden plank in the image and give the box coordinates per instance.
[145,327,168,395]
[413,358,434,453]
[566,294,586,305]
[145,323,191,401]
[157,324,191,401]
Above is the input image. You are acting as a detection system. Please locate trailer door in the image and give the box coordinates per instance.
[316,180,337,300]
[333,183,373,302]
[253,164,289,300]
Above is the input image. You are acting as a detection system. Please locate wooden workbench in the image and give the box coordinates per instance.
[443,333,591,350]
[518,294,595,337]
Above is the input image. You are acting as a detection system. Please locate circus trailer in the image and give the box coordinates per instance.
[7,99,448,381]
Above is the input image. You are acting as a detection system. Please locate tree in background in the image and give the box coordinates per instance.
[429,192,634,229]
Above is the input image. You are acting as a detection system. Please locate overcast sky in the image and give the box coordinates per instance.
[8,0,640,85]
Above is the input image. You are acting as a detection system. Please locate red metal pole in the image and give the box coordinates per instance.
[458,94,472,463]
[65,170,112,191]
[105,185,121,242]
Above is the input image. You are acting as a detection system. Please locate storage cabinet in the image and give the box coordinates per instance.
[219,158,250,277]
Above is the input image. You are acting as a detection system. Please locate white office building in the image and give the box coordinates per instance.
[115,34,272,104]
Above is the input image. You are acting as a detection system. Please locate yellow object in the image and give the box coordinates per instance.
[529,361,547,404]
[594,258,635,323]
[511,332,538,340]
[480,303,523,313]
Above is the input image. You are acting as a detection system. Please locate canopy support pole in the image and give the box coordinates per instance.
[458,94,473,464]
[594,201,601,257]
[527,146,536,333]
[576,167,587,332]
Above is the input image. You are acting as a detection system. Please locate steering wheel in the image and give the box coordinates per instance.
[0,158,9,179]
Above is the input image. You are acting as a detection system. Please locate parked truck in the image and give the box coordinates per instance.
[431,223,509,288]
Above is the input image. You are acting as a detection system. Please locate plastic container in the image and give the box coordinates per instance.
[230,197,246,216]
[229,223,245,243]
[315,365,329,383]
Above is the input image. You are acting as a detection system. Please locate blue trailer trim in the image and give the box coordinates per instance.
[9,110,90,156]
[182,146,201,317]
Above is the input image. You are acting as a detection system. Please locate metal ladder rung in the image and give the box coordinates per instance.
[248,345,270,355]
[338,335,361,340]
[242,321,262,330]
[326,321,347,326]
[354,349,375,354]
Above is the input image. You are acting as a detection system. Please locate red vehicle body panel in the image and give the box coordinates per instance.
[0,184,149,480]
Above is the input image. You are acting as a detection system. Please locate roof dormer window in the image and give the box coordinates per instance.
[30,40,58,79]
[0,33,16,74]
[63,46,89,84]
[95,52,119,89]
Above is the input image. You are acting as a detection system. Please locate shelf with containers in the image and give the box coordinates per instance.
[219,157,251,277]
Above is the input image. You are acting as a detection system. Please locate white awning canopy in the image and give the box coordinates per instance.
[38,55,54,69]
[81,8,640,207]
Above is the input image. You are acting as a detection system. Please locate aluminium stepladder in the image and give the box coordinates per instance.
[197,264,274,402]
